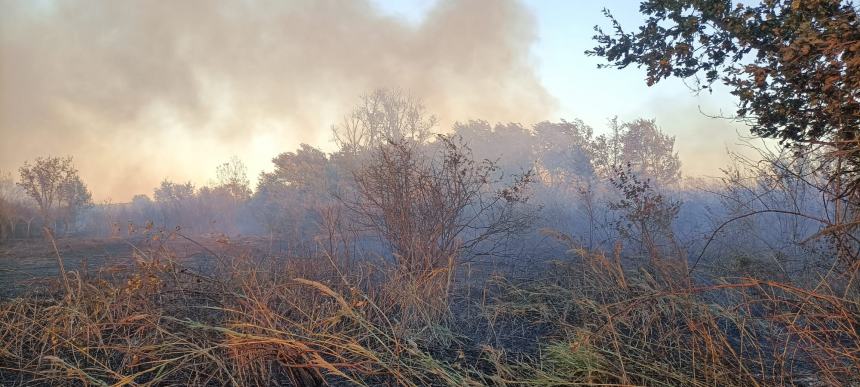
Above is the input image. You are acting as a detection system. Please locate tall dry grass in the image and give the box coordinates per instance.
[0,231,858,386]
[480,232,860,386]
[0,232,482,386]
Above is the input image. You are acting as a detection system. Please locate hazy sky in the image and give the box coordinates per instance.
[1,0,756,202]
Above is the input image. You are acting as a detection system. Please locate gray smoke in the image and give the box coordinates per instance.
[0,0,556,201]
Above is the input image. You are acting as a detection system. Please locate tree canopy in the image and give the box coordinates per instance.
[17,156,92,233]
[588,0,859,146]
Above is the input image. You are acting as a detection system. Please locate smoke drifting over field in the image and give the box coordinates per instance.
[0,0,555,201]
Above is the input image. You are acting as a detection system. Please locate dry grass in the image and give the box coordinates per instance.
[479,236,860,386]
[0,233,858,386]
[0,235,483,386]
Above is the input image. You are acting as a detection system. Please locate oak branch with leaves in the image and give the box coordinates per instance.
[588,0,859,145]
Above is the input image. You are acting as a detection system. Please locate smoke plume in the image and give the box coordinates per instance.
[0,0,555,201]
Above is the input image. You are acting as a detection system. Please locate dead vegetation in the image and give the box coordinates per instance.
[2,126,859,386]
[0,226,857,386]
[1,91,858,386]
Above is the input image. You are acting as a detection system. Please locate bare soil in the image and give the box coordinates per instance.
[0,235,282,298]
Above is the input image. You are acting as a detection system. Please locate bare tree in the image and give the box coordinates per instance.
[332,89,436,156]
[17,156,92,234]
[216,156,251,200]
[594,118,681,188]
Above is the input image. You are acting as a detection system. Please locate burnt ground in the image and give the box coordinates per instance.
[0,235,288,298]
[0,234,537,300]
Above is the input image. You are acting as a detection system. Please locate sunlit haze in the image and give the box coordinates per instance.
[1,0,754,202]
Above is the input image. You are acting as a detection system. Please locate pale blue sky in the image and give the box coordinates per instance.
[373,0,757,177]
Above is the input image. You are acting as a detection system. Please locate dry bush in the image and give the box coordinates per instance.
[340,135,534,335]
[347,136,532,273]
[478,230,860,386]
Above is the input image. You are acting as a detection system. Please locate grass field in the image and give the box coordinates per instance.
[1,232,857,386]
